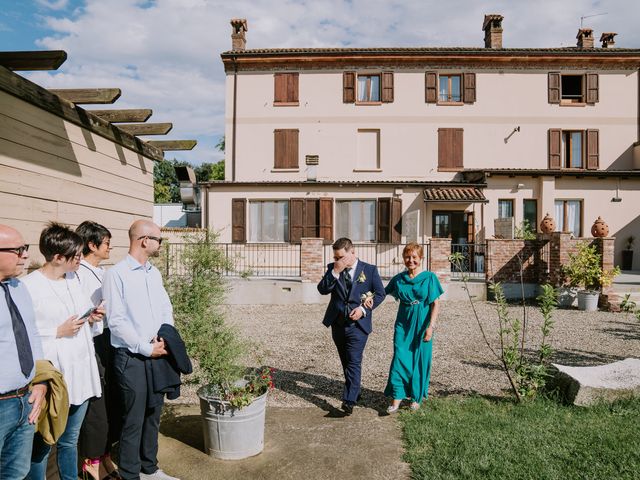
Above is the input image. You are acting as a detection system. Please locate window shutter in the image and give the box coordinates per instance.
[586,129,599,170]
[231,198,246,243]
[425,72,437,103]
[274,129,286,168]
[466,212,475,243]
[377,198,391,243]
[303,199,319,238]
[438,128,463,170]
[548,129,562,169]
[463,73,476,104]
[391,197,402,244]
[274,74,287,103]
[548,72,561,104]
[343,72,356,103]
[452,129,463,168]
[319,198,334,244]
[288,73,299,103]
[381,71,394,103]
[586,73,599,104]
[289,198,304,243]
[285,129,299,168]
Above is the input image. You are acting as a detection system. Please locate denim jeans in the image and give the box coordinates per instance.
[0,393,35,480]
[28,400,89,480]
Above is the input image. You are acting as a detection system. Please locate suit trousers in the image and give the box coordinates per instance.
[331,322,368,404]
[113,349,162,480]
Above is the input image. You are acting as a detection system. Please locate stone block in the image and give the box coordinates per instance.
[551,358,640,406]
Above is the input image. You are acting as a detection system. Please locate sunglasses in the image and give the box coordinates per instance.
[0,245,29,256]
[138,235,163,246]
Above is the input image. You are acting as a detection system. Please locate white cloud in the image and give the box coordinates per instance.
[23,0,640,165]
[35,0,70,10]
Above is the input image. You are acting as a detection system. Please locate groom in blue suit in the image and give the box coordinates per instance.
[318,237,385,415]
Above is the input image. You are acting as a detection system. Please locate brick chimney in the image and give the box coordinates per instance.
[483,14,504,49]
[230,18,248,51]
[600,32,617,48]
[576,28,594,48]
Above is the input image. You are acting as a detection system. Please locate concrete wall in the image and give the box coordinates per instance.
[0,90,155,265]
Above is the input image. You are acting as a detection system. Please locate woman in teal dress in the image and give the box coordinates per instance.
[381,242,443,413]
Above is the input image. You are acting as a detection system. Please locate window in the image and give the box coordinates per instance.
[562,131,583,168]
[554,200,582,237]
[432,211,470,243]
[498,199,514,219]
[433,213,451,238]
[336,200,376,242]
[357,74,380,102]
[548,72,598,105]
[356,129,380,170]
[438,128,463,171]
[439,74,462,103]
[523,199,538,230]
[274,129,299,169]
[274,73,299,105]
[249,201,289,242]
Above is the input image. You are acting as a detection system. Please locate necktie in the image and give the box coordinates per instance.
[343,269,353,293]
[1,282,34,378]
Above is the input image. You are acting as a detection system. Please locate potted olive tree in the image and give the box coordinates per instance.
[563,242,620,311]
[164,232,272,460]
[622,236,635,271]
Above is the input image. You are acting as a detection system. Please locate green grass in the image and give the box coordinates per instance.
[400,396,640,480]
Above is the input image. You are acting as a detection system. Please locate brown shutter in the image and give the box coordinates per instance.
[548,72,561,104]
[391,197,402,244]
[231,198,246,243]
[463,73,476,104]
[289,198,304,243]
[466,212,475,243]
[274,129,286,168]
[586,73,599,104]
[274,74,287,103]
[319,198,334,244]
[288,73,299,103]
[377,198,391,243]
[586,129,599,170]
[285,129,299,168]
[425,72,437,103]
[548,129,562,169]
[303,199,319,238]
[381,71,394,103]
[343,72,356,103]
[438,128,463,170]
[452,128,463,168]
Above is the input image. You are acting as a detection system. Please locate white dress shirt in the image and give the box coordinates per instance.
[103,255,174,357]
[22,270,102,405]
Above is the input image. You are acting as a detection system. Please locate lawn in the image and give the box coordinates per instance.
[400,396,640,480]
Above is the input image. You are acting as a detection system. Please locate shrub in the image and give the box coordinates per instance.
[563,242,620,292]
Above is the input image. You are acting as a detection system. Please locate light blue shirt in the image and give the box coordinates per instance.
[0,278,45,393]
[103,255,174,357]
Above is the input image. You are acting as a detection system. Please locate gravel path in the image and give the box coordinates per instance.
[176,300,640,410]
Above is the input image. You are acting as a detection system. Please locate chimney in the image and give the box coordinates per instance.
[576,28,594,48]
[600,32,617,48]
[230,18,248,51]
[482,14,504,49]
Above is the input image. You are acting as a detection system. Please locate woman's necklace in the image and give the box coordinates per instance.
[45,273,78,316]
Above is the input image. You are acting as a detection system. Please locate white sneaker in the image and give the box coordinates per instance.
[140,469,180,480]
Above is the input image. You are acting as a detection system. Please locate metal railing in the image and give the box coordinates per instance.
[323,243,430,279]
[450,243,487,280]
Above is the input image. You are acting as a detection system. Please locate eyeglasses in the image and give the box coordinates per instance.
[0,245,29,256]
[137,235,163,246]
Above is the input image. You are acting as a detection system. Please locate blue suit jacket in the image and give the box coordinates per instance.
[317,260,385,334]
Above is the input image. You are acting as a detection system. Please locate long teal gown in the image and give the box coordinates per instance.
[384,270,444,402]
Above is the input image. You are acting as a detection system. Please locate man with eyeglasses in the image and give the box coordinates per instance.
[0,224,46,480]
[103,219,179,480]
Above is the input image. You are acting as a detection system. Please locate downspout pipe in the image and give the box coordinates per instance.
[232,56,238,181]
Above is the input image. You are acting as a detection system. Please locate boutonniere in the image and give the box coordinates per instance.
[357,272,366,283]
[360,291,373,304]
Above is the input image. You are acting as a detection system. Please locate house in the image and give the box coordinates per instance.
[201,16,640,273]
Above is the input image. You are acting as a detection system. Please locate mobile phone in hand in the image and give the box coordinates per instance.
[79,306,95,321]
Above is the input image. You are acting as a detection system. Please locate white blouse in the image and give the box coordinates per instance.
[22,270,103,405]
[76,260,106,322]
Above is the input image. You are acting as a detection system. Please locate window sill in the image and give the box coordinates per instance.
[355,101,382,106]
[437,167,463,172]
[273,102,300,107]
[560,101,586,107]
[271,168,300,172]
[437,102,465,106]
[353,168,382,172]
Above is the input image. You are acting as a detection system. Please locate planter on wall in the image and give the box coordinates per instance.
[591,217,609,238]
[577,290,599,311]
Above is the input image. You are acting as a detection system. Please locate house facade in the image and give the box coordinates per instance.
[202,16,640,270]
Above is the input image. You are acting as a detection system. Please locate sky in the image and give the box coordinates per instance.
[1,0,639,166]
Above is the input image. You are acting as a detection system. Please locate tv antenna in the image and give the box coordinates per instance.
[580,12,608,27]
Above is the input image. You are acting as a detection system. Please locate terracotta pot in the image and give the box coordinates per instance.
[591,216,609,238]
[540,213,555,234]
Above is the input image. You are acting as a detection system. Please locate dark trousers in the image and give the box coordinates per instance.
[331,322,368,404]
[113,349,162,480]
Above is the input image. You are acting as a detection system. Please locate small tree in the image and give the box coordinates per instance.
[563,242,620,292]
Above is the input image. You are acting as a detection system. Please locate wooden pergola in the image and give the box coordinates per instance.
[0,50,198,155]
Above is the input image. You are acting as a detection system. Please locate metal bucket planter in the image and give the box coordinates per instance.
[577,290,599,311]
[557,286,578,308]
[197,385,267,460]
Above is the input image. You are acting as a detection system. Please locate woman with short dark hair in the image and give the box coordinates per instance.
[22,222,104,480]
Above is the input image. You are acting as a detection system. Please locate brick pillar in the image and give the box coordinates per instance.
[544,232,574,286]
[300,238,325,283]
[593,237,616,297]
[428,238,451,284]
